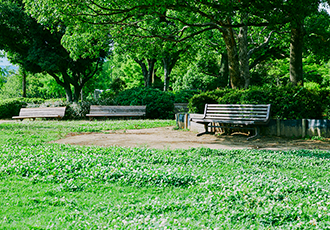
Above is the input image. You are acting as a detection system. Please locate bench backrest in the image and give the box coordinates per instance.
[19,107,66,117]
[89,105,146,116]
[203,104,271,124]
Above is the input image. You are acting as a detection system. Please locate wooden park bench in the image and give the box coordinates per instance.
[190,104,271,140]
[86,105,146,120]
[12,107,66,121]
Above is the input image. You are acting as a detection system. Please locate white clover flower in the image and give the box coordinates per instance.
[310,218,317,226]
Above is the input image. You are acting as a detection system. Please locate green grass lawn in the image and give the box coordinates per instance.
[1,120,330,229]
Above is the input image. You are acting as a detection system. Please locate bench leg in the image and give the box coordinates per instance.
[247,127,260,141]
[196,123,215,136]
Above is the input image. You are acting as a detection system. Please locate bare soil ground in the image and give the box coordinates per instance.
[53,126,330,151]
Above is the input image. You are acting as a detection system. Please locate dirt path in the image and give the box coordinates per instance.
[53,126,330,151]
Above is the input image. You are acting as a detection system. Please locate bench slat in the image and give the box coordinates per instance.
[90,105,146,110]
[205,114,268,119]
[89,109,146,113]
[207,107,268,111]
[193,119,256,125]
[86,113,145,117]
[87,105,146,118]
[13,115,61,119]
[206,111,268,115]
[207,104,270,107]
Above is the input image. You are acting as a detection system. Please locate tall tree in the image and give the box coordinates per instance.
[24,0,327,88]
[23,0,245,88]
[0,0,108,101]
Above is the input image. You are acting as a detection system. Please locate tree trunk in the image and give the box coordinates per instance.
[135,59,150,87]
[162,50,183,91]
[290,23,304,86]
[147,59,156,87]
[219,53,229,87]
[163,57,170,91]
[73,84,83,102]
[22,70,26,97]
[222,27,244,89]
[48,71,73,102]
[238,15,250,88]
[64,84,73,102]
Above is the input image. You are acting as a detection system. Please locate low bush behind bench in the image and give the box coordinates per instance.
[86,105,146,120]
[12,107,66,120]
[190,104,271,140]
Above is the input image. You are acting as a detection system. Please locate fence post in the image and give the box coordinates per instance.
[276,119,281,136]
[302,119,306,138]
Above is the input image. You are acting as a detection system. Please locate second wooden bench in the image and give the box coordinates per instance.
[86,105,146,120]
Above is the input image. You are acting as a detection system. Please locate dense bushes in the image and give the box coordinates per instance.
[114,87,175,119]
[0,98,25,119]
[188,86,330,119]
[1,86,329,120]
[173,89,200,103]
[0,98,45,119]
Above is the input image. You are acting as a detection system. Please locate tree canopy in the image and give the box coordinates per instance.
[23,0,329,90]
[0,0,110,101]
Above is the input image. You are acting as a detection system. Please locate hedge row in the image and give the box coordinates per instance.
[0,98,45,119]
[188,86,330,119]
[0,88,182,119]
[1,87,329,120]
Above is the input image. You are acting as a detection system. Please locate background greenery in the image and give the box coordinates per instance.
[1,86,329,120]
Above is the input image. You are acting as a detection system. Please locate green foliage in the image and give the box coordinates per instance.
[98,77,127,103]
[26,73,66,99]
[0,0,107,102]
[27,99,92,120]
[64,101,93,120]
[0,97,45,118]
[110,54,144,88]
[303,57,330,87]
[173,89,200,103]
[172,63,221,91]
[189,86,330,119]
[99,90,116,102]
[115,87,175,119]
[0,66,15,89]
[0,72,21,99]
[188,89,230,113]
[108,77,126,94]
[0,98,25,118]
[264,57,330,88]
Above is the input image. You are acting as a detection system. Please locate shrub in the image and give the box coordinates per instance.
[64,101,92,119]
[99,90,116,104]
[0,98,26,118]
[188,92,218,113]
[109,77,126,94]
[24,98,89,120]
[173,89,200,103]
[0,97,46,119]
[188,88,233,113]
[115,87,175,119]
